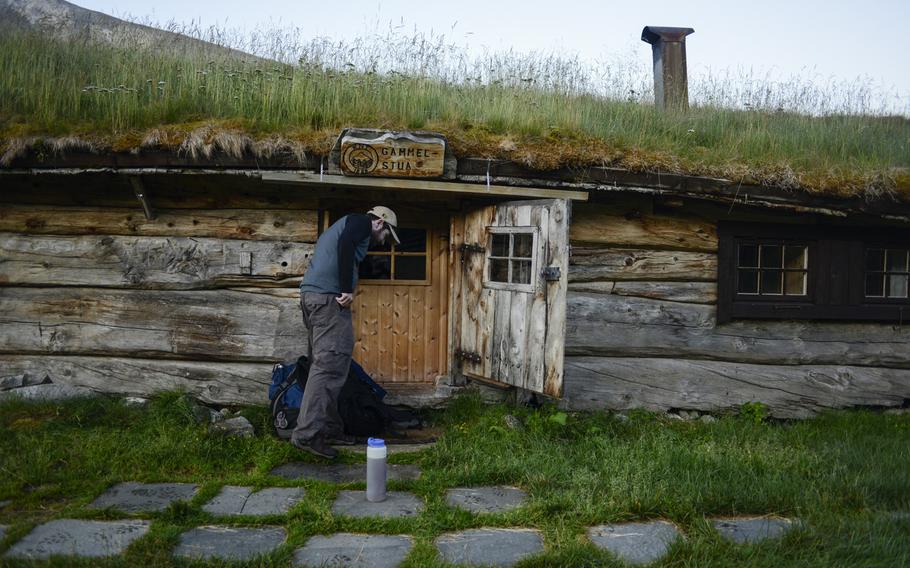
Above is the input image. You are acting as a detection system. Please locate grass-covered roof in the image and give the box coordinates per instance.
[1,28,909,201]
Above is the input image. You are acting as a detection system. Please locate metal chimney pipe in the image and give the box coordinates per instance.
[641,26,695,110]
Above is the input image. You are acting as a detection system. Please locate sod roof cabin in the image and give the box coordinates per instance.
[2,7,909,417]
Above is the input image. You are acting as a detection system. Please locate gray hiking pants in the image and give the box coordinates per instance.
[291,292,353,442]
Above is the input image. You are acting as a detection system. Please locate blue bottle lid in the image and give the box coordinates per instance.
[367,438,385,448]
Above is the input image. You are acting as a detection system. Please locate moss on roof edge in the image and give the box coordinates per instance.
[2,124,908,203]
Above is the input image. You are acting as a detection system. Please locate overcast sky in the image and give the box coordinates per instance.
[76,0,909,111]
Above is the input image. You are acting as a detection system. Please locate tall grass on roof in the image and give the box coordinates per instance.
[0,26,908,197]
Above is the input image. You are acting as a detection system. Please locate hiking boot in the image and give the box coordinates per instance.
[291,436,338,459]
[326,432,357,446]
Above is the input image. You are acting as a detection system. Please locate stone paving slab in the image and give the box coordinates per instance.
[446,486,529,514]
[588,521,682,565]
[435,528,544,567]
[271,462,421,483]
[203,486,305,516]
[711,517,793,544]
[4,519,150,559]
[89,482,199,513]
[332,491,424,519]
[174,525,287,561]
[293,533,413,568]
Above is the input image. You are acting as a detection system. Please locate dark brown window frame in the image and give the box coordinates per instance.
[718,222,910,323]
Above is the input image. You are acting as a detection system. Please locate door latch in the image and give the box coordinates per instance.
[541,266,561,281]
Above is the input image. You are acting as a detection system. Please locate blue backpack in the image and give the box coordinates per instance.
[268,356,389,440]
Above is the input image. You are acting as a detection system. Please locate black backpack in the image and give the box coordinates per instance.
[268,357,403,439]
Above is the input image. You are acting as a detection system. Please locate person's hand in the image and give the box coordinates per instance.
[335,292,354,308]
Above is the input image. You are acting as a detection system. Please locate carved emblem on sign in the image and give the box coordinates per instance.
[342,143,380,174]
[339,132,446,178]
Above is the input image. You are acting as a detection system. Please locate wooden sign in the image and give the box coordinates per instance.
[340,132,446,178]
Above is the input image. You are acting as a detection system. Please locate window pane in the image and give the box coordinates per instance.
[784,271,807,295]
[359,255,391,279]
[866,249,885,272]
[887,249,909,272]
[761,270,783,295]
[738,269,759,294]
[511,260,532,284]
[784,246,807,270]
[888,274,909,298]
[865,272,885,297]
[738,244,759,268]
[513,233,533,258]
[760,245,782,268]
[369,239,392,252]
[490,258,508,282]
[395,228,426,253]
[491,234,509,257]
[395,256,426,280]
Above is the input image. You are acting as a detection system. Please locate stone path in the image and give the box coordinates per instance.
[174,525,287,561]
[588,521,682,565]
[1,463,813,565]
[332,491,424,519]
[4,519,150,560]
[89,481,198,513]
[271,462,421,483]
[711,517,793,544]
[435,528,544,567]
[203,486,305,516]
[446,486,528,514]
[294,533,413,568]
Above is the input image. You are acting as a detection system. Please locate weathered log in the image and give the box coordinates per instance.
[0,287,306,362]
[0,233,310,288]
[0,355,270,405]
[566,281,716,304]
[0,173,319,209]
[566,292,910,368]
[561,356,910,418]
[0,205,317,241]
[569,247,717,282]
[569,204,718,251]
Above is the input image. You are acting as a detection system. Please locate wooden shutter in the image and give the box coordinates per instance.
[456,199,569,397]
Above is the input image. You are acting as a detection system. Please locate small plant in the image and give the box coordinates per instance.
[740,401,769,424]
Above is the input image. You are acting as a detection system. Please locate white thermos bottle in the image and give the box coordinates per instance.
[366,438,387,502]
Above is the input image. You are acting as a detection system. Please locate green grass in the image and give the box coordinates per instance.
[0,28,908,197]
[1,391,908,566]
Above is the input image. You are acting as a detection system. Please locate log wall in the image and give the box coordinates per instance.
[0,175,317,404]
[563,201,910,418]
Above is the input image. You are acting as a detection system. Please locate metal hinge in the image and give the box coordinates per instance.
[454,349,482,364]
[459,243,485,264]
[459,243,485,254]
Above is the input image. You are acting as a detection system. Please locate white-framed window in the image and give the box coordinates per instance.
[483,227,538,293]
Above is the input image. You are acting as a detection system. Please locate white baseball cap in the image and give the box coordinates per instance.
[367,206,401,244]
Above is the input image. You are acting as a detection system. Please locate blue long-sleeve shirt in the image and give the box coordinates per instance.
[299,214,372,294]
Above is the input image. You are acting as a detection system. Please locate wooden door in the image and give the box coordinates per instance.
[352,227,449,383]
[456,199,570,397]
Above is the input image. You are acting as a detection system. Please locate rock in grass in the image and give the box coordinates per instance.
[0,372,50,391]
[504,415,523,430]
[122,397,149,407]
[700,414,717,424]
[0,384,97,402]
[211,416,254,438]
